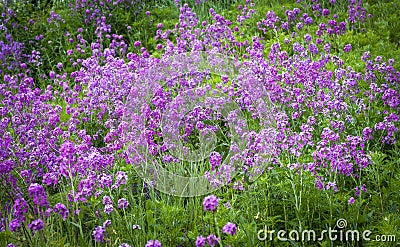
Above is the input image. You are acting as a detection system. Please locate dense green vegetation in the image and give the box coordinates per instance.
[0,0,399,246]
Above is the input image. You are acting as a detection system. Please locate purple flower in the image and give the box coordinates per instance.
[102,196,113,205]
[308,43,318,55]
[145,11,151,16]
[156,44,163,50]
[348,197,355,205]
[93,226,106,242]
[104,204,114,214]
[203,195,219,212]
[9,219,20,232]
[28,219,44,232]
[304,33,312,43]
[13,198,28,221]
[196,236,206,247]
[145,239,162,247]
[304,17,313,25]
[206,234,220,247]
[222,222,237,235]
[157,23,163,29]
[344,44,352,53]
[118,198,129,209]
[119,244,132,247]
[296,22,303,30]
[209,151,222,171]
[103,220,111,228]
[134,41,141,47]
[54,203,69,220]
[115,171,128,185]
[28,183,49,208]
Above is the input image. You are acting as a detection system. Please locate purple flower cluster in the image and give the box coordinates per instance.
[0,0,399,245]
[203,195,219,212]
[222,222,237,235]
[145,239,162,247]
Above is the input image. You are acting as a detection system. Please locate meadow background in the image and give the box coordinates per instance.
[0,0,400,246]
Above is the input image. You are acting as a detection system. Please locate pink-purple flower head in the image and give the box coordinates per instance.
[93,226,106,242]
[203,195,219,212]
[209,151,222,171]
[118,198,129,209]
[9,219,20,232]
[53,203,69,220]
[206,234,219,247]
[28,219,44,233]
[222,222,237,235]
[344,44,352,53]
[145,239,162,247]
[196,236,206,247]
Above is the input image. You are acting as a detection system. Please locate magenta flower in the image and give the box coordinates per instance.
[206,234,219,247]
[209,151,222,171]
[28,219,44,232]
[104,204,114,214]
[222,222,237,235]
[92,226,106,242]
[9,219,20,232]
[145,239,162,247]
[196,236,206,247]
[118,198,129,209]
[103,220,111,228]
[53,203,69,220]
[344,44,352,53]
[203,195,219,212]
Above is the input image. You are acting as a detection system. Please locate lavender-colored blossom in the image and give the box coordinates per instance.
[28,183,49,208]
[196,236,206,247]
[203,195,219,212]
[344,44,352,53]
[145,239,162,247]
[9,219,20,232]
[54,203,69,220]
[93,226,106,242]
[102,196,113,205]
[104,204,114,214]
[206,234,220,247]
[28,219,44,232]
[222,222,237,235]
[209,151,222,171]
[103,220,111,228]
[118,198,129,209]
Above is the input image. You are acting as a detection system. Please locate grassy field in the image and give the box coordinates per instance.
[0,0,399,246]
